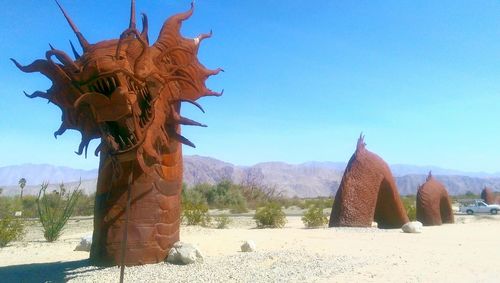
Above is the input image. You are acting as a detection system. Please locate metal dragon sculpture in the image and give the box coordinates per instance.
[416,172,454,226]
[329,134,409,228]
[12,0,221,266]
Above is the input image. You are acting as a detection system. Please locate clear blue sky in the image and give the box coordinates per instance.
[1,0,499,172]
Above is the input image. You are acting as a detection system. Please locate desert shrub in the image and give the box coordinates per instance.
[254,202,287,228]
[215,181,248,212]
[401,196,416,221]
[21,196,38,218]
[240,183,283,209]
[73,193,95,216]
[185,181,249,213]
[0,197,22,218]
[182,184,208,206]
[182,202,211,226]
[302,205,328,228]
[0,214,25,247]
[37,182,82,242]
[214,214,231,229]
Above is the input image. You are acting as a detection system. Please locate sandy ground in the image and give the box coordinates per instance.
[0,212,499,282]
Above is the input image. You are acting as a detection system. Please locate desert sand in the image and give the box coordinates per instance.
[0,212,499,282]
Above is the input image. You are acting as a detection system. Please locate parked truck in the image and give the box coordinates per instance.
[459,200,500,215]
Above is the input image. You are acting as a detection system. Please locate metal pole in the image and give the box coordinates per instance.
[119,172,133,283]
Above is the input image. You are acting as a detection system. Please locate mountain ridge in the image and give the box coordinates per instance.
[1,155,499,197]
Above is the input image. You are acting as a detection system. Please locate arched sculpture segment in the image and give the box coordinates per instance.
[12,1,222,266]
[481,187,499,204]
[416,172,454,226]
[329,135,409,229]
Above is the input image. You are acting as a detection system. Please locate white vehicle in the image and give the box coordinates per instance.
[459,200,500,215]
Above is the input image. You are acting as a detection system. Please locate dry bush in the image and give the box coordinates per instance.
[302,205,328,228]
[182,202,211,226]
[37,182,82,242]
[0,214,25,247]
[254,202,287,228]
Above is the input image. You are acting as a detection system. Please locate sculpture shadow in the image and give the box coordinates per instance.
[0,259,103,282]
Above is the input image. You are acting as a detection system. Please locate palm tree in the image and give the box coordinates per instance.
[18,178,26,200]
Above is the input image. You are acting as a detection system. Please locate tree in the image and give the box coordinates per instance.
[18,178,26,200]
[0,188,3,195]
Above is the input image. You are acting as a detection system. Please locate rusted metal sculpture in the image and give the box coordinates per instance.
[12,1,221,266]
[329,134,409,228]
[481,187,499,204]
[416,172,454,226]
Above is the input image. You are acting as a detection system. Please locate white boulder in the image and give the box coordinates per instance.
[241,240,256,252]
[74,235,93,252]
[402,221,423,233]
[167,241,203,265]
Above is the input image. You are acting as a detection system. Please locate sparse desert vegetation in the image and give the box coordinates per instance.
[302,205,329,228]
[1,178,499,282]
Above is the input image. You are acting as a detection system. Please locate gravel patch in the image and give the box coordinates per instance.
[66,250,367,283]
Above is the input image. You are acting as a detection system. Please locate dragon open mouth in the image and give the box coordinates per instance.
[85,71,155,155]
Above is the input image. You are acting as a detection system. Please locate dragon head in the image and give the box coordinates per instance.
[12,0,222,174]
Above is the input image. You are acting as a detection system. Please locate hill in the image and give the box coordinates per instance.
[1,156,500,197]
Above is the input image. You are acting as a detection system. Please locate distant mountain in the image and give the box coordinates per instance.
[1,156,500,197]
[0,164,97,186]
[390,164,500,178]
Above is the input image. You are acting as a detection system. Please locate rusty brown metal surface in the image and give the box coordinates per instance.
[329,134,409,229]
[481,187,499,204]
[416,172,454,226]
[12,1,221,266]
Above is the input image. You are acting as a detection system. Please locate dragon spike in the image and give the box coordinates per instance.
[24,90,49,99]
[69,40,81,59]
[10,58,37,73]
[54,0,90,51]
[49,43,55,50]
[427,171,433,181]
[94,143,103,157]
[178,1,195,22]
[129,0,136,29]
[178,116,207,127]
[356,132,366,152]
[141,13,149,43]
[195,30,212,45]
[53,123,67,138]
[179,99,205,113]
[206,89,224,97]
[75,139,88,158]
[207,67,224,76]
[171,132,196,148]
[10,58,23,70]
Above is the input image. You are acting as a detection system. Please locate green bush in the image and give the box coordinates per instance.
[182,202,211,226]
[254,202,287,228]
[0,213,25,247]
[0,197,22,219]
[37,182,82,242]
[184,181,249,213]
[401,196,416,221]
[21,196,38,218]
[302,205,328,228]
[73,193,95,216]
[214,214,231,229]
